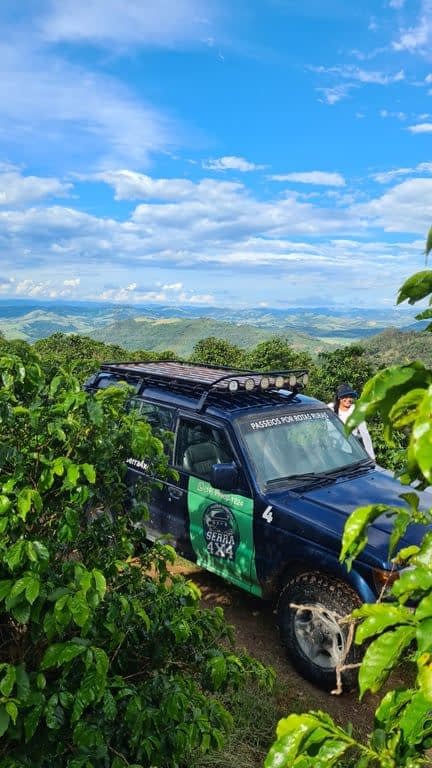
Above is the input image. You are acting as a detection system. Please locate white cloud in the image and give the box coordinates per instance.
[355,178,432,232]
[407,123,432,133]
[0,42,174,170]
[379,109,406,120]
[269,171,346,187]
[393,0,432,52]
[98,281,214,305]
[0,168,71,205]
[202,156,265,172]
[40,0,218,49]
[372,162,432,183]
[1,171,430,308]
[389,0,405,8]
[317,85,354,105]
[93,170,197,200]
[312,65,405,86]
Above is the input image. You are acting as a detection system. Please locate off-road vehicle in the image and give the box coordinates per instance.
[85,361,428,690]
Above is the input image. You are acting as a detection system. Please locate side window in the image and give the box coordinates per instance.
[130,400,176,456]
[175,419,234,480]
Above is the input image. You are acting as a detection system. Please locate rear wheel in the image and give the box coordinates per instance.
[277,572,362,691]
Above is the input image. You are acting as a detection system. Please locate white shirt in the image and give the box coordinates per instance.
[327,402,376,461]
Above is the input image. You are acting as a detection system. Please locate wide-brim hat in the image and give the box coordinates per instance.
[336,384,358,399]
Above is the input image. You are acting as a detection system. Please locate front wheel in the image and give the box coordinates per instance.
[277,572,362,691]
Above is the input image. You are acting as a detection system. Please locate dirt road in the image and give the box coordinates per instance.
[174,560,411,737]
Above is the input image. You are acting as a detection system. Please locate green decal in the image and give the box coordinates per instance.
[187,477,261,596]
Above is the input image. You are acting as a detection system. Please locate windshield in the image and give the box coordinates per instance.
[235,407,369,489]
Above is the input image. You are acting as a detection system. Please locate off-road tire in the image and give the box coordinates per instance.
[277,572,363,691]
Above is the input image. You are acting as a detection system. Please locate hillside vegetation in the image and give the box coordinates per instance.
[361,326,432,368]
[90,316,332,357]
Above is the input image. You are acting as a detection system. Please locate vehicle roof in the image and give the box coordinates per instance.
[86,360,325,422]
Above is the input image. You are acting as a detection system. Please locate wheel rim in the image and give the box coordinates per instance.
[293,603,346,669]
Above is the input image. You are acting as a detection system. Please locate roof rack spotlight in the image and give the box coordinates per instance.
[274,375,285,388]
[289,373,298,388]
[244,378,255,391]
[260,376,270,390]
[302,372,309,387]
[228,379,239,392]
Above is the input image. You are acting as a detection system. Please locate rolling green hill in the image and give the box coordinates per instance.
[361,326,432,368]
[90,316,334,357]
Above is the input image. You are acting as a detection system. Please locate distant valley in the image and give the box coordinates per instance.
[0,298,426,359]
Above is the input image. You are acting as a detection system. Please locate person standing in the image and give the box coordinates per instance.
[327,383,375,460]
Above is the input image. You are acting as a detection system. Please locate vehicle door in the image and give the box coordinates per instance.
[173,416,259,594]
[126,400,179,541]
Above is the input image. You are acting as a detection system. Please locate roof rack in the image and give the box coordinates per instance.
[99,360,309,412]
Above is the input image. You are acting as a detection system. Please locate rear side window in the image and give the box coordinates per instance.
[131,401,176,430]
[130,400,177,457]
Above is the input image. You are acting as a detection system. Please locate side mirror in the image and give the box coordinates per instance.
[210,462,239,492]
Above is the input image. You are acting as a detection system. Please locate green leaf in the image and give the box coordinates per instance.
[41,642,86,669]
[25,575,40,605]
[416,592,432,620]
[17,488,32,519]
[208,656,227,690]
[340,504,391,569]
[388,509,411,557]
[392,565,432,601]
[389,388,425,428]
[52,457,65,476]
[92,570,106,599]
[81,463,96,483]
[15,664,30,701]
[397,270,432,305]
[66,464,80,486]
[417,618,432,653]
[411,386,432,481]
[417,653,432,700]
[0,705,10,737]
[31,541,50,563]
[398,691,432,744]
[11,602,30,624]
[375,688,414,729]
[426,226,432,260]
[0,580,13,601]
[0,495,11,515]
[353,603,414,644]
[359,625,416,697]
[0,665,16,696]
[69,593,90,627]
[24,704,42,741]
[5,541,25,570]
[5,701,18,725]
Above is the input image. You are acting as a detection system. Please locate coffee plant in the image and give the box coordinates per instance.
[265,230,432,768]
[0,348,271,767]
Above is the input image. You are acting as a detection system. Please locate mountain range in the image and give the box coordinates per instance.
[0,298,424,358]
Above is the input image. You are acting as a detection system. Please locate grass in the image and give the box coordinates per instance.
[189,679,287,768]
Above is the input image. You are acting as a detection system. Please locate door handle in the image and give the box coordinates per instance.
[168,487,183,502]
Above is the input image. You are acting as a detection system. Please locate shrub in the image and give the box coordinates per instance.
[0,349,271,767]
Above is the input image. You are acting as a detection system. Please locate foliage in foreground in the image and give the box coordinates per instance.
[0,349,272,767]
[265,233,432,767]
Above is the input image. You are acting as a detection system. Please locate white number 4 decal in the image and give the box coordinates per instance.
[262,506,273,523]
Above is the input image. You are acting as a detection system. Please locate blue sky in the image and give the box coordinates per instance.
[0,0,432,309]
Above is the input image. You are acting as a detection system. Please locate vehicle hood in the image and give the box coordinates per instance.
[266,468,432,561]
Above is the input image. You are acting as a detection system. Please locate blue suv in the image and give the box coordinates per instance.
[85,361,429,690]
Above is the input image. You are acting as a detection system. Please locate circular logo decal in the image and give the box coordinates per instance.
[203,504,239,561]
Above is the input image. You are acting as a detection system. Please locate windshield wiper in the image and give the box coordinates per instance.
[266,472,336,489]
[329,459,375,478]
[265,459,375,489]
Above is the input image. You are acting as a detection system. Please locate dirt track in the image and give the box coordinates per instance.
[173,560,411,737]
